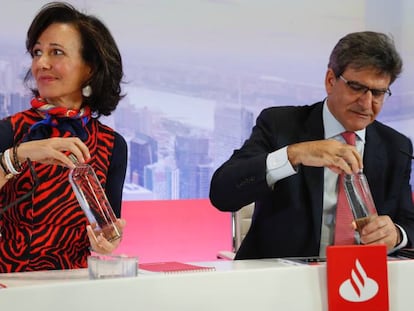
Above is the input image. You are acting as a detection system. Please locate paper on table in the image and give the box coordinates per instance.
[139,261,215,273]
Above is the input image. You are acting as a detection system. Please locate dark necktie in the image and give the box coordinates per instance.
[334,131,356,245]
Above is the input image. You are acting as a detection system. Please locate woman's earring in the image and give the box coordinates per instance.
[82,85,92,97]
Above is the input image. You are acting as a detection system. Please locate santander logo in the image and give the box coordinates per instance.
[339,258,379,302]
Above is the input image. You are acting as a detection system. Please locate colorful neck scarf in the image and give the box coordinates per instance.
[23,97,91,142]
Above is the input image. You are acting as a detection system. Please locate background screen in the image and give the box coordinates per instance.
[1,0,413,261]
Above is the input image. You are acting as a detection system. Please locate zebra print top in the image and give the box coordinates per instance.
[0,108,127,272]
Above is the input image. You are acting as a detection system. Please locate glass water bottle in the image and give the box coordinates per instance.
[69,163,121,242]
[343,171,378,232]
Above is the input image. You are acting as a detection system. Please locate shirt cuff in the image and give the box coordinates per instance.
[388,223,408,254]
[266,146,297,186]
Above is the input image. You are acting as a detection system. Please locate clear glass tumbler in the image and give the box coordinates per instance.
[343,171,378,232]
[88,255,138,279]
[69,164,121,242]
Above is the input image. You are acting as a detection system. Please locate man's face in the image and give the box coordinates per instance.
[325,67,392,131]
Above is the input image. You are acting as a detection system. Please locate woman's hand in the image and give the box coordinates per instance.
[87,219,126,254]
[1,137,90,186]
[17,137,90,168]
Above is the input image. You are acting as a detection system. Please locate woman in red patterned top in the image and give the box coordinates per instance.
[0,2,128,272]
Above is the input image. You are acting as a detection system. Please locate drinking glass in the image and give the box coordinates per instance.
[88,255,138,279]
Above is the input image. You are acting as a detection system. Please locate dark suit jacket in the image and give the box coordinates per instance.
[209,102,414,259]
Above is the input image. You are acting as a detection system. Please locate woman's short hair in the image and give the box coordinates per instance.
[25,1,125,117]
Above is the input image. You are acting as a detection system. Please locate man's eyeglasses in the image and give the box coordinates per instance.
[339,75,392,103]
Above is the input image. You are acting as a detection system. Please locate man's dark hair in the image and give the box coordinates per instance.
[328,31,402,84]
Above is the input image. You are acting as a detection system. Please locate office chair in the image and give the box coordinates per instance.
[217,203,254,260]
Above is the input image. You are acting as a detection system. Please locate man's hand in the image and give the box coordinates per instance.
[358,215,401,251]
[287,139,363,174]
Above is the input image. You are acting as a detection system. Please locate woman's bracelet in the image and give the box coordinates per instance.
[12,144,22,171]
[4,149,21,176]
[0,152,9,174]
[0,152,14,180]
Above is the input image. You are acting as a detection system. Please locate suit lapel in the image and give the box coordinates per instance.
[363,124,385,203]
[300,103,325,241]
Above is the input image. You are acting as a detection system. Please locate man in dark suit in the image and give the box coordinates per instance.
[209,31,414,259]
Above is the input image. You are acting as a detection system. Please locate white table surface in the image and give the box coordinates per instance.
[0,258,413,311]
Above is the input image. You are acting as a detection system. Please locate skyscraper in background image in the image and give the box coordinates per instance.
[175,136,211,199]
[129,133,158,186]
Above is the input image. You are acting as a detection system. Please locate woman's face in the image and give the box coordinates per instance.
[31,23,91,109]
